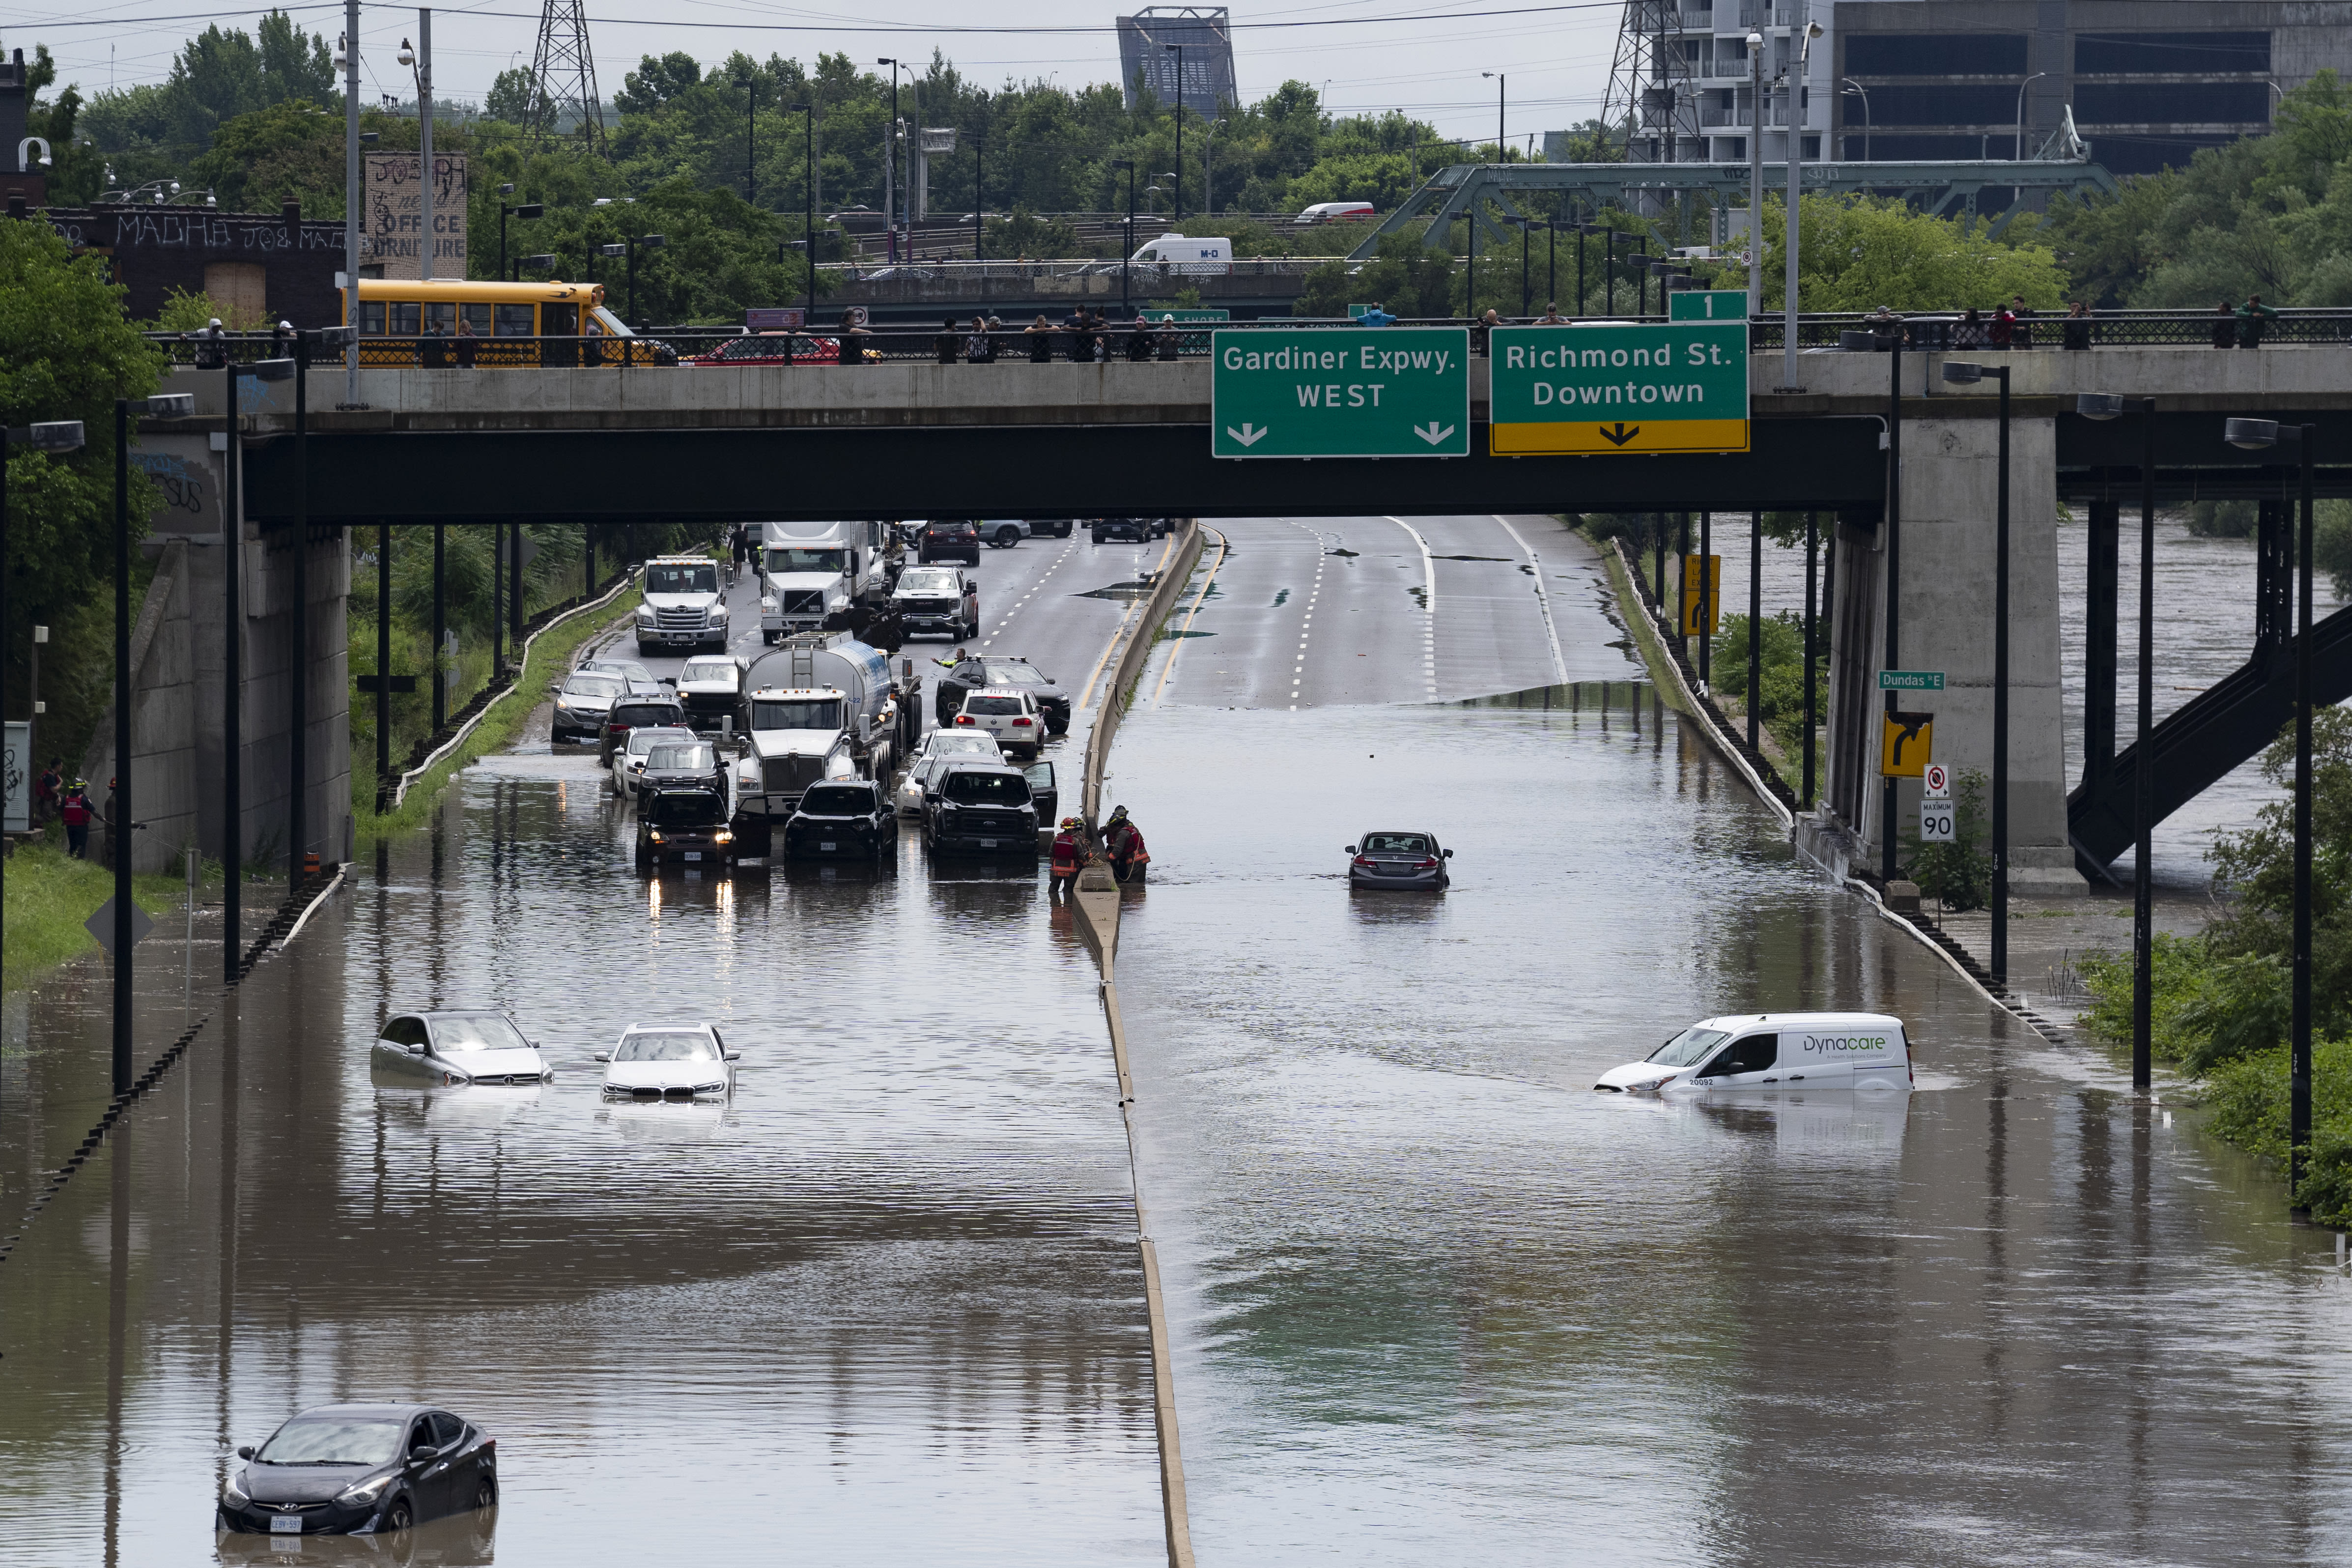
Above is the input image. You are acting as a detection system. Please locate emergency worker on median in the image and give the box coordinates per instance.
[60,780,91,859]
[1104,804,1149,884]
[1049,817,1084,898]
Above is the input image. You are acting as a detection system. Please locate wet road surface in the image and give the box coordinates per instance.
[10,517,2352,1566]
[1111,517,2352,1566]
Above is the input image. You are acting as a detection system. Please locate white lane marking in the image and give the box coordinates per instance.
[1075,531,1179,714]
[1383,515,1439,696]
[1493,513,1570,688]
[980,538,1077,650]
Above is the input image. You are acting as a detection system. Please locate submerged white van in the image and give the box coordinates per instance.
[1594,1012,1912,1093]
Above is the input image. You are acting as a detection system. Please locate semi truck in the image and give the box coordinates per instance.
[729,634,899,853]
[758,520,896,642]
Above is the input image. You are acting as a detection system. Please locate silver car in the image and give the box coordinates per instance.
[369,1010,551,1085]
[1346,830,1452,890]
[894,730,1006,815]
[610,725,696,798]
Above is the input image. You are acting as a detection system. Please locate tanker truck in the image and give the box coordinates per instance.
[730,633,900,855]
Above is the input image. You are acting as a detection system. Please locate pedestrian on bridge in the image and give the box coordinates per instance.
[1358,300,1397,327]
[836,309,872,365]
[1124,315,1155,362]
[2062,300,2093,351]
[1534,301,1567,325]
[1953,307,1986,349]
[964,317,997,363]
[2237,294,2278,348]
[935,317,961,364]
[2007,294,2035,348]
[2212,301,2238,348]
[1024,314,1056,362]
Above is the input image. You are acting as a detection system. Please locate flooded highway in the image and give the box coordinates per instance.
[6,515,2352,1566]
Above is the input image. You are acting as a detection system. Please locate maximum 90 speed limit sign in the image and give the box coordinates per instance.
[1919,802,1957,843]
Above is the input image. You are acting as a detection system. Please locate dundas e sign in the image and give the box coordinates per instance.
[1487,322,1750,456]
[1211,327,1470,458]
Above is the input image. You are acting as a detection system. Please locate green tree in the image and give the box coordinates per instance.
[256,10,335,107]
[185,99,346,214]
[1295,231,1455,317]
[0,221,165,756]
[1744,192,2068,313]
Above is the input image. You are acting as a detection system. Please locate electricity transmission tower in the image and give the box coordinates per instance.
[1601,0,1698,165]
[526,0,606,155]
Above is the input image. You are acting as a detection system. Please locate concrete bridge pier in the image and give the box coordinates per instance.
[1807,404,2087,898]
[83,425,351,875]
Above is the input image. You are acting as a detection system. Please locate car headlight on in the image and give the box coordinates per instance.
[648,830,665,843]
[334,1472,397,1508]
[713,830,733,843]
[222,1472,250,1506]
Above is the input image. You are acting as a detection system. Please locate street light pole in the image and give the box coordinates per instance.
[1113,159,1135,315]
[340,0,361,409]
[1842,78,1870,161]
[2224,416,2317,1201]
[1483,71,1506,161]
[1747,30,1764,312]
[2014,70,2048,160]
[877,59,901,260]
[797,104,816,325]
[1164,44,1184,220]
[1784,19,1823,388]
[746,75,757,205]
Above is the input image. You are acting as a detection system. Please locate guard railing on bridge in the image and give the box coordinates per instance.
[145,308,2352,370]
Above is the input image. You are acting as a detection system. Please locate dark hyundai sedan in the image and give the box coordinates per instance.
[1346,830,1453,889]
[783,779,898,860]
[218,1403,495,1537]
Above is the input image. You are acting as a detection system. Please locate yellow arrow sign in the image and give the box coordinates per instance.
[1680,553,1720,637]
[1880,712,1935,777]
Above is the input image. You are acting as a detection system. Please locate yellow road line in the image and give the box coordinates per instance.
[1075,532,1179,715]
[1151,526,1229,707]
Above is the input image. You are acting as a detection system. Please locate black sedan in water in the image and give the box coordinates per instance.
[782,779,898,860]
[218,1403,495,1537]
[1346,830,1452,890]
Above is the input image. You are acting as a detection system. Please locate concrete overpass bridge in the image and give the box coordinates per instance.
[166,340,2352,893]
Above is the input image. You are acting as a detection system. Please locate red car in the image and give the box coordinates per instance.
[683,331,840,368]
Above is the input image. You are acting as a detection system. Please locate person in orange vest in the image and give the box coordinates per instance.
[1049,816,1083,899]
[60,780,92,859]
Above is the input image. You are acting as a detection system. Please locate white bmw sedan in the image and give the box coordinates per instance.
[595,1024,740,1101]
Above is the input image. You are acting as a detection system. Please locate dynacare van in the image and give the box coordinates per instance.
[1593,1012,1911,1093]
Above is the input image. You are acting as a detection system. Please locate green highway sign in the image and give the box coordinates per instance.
[1669,289,1749,321]
[1878,669,1946,691]
[1487,322,1749,456]
[1212,327,1470,459]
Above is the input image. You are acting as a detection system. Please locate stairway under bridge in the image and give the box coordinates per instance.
[2068,494,2347,878]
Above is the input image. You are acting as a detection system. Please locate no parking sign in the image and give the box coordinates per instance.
[1920,765,1955,843]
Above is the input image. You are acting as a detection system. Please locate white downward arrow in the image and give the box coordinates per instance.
[1226,422,1268,447]
[1414,422,1456,446]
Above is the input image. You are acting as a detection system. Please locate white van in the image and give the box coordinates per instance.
[1127,234,1233,274]
[1295,201,1375,226]
[1593,1012,1912,1093]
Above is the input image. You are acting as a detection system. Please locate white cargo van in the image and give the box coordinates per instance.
[1127,234,1232,274]
[1294,201,1374,226]
[1593,1012,1911,1093]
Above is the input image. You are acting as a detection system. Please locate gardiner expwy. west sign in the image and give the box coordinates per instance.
[1487,322,1749,456]
[1212,327,1470,458]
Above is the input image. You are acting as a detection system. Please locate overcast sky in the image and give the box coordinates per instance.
[7,0,1626,150]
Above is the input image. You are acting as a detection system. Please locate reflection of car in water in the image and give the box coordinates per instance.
[368,1011,550,1086]
[217,1403,497,1539]
[1594,1012,1913,1094]
[596,1022,739,1100]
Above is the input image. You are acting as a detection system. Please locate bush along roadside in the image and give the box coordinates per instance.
[2077,708,2352,1219]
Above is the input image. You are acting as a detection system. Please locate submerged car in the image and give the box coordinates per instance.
[599,696,689,766]
[1345,830,1452,890]
[217,1403,496,1537]
[894,731,1007,815]
[1593,1012,1915,1093]
[609,725,696,798]
[636,783,738,871]
[922,760,1040,856]
[783,779,898,860]
[596,1023,740,1100]
[369,1011,550,1086]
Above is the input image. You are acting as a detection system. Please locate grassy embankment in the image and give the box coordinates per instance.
[2,838,208,993]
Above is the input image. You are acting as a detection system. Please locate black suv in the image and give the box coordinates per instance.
[600,696,690,765]
[1090,517,1155,544]
[922,762,1040,856]
[635,783,737,871]
[783,779,898,861]
[919,519,982,564]
[934,655,1071,734]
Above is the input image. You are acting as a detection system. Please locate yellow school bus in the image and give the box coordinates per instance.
[347,278,675,367]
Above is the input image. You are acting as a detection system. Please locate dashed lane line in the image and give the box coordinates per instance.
[980,536,1079,651]
[1152,526,1230,707]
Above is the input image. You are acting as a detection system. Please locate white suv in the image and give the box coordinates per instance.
[953,687,1047,760]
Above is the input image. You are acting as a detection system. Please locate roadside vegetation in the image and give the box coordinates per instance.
[2,840,203,992]
[346,522,711,824]
[2078,709,2352,1219]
